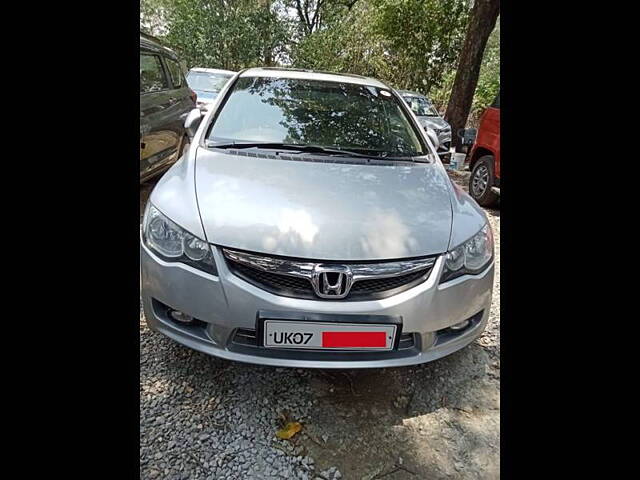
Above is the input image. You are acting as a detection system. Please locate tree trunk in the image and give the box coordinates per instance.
[261,0,274,66]
[445,0,500,151]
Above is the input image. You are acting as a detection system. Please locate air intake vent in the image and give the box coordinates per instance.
[232,328,258,347]
[397,333,417,350]
[222,149,410,167]
[228,149,278,161]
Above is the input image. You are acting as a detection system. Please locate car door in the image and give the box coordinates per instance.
[140,52,181,180]
[489,91,500,179]
[163,56,194,146]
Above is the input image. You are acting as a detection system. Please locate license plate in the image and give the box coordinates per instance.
[263,320,397,351]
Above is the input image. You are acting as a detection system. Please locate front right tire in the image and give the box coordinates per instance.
[469,155,499,207]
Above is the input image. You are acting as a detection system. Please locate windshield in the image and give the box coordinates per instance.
[404,95,439,117]
[208,77,425,157]
[187,71,233,92]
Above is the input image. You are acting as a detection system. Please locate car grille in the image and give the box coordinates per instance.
[230,262,312,297]
[350,269,428,295]
[223,250,436,301]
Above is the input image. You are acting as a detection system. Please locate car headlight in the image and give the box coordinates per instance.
[142,203,217,275]
[440,224,493,283]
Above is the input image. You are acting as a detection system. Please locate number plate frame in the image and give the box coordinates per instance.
[256,310,404,351]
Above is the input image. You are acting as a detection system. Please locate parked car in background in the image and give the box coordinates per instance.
[399,90,452,151]
[141,68,494,368]
[186,68,236,112]
[140,33,196,183]
[465,90,500,207]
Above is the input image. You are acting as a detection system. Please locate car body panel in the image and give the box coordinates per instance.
[469,92,500,180]
[193,147,454,261]
[447,181,490,249]
[148,148,206,241]
[417,117,452,146]
[417,115,449,131]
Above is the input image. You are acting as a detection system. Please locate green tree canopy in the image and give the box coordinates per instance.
[140,0,498,124]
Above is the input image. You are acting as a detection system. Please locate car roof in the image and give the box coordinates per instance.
[140,32,179,60]
[239,67,390,89]
[189,67,237,75]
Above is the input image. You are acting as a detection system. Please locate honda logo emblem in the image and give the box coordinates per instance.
[311,265,353,299]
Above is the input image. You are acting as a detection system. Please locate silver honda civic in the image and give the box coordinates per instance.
[140,67,494,368]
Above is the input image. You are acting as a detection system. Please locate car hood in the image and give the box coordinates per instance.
[194,90,219,103]
[194,148,454,261]
[418,116,450,130]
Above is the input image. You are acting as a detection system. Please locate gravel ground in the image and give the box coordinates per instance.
[140,168,500,479]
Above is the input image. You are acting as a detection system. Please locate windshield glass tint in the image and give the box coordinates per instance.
[208,77,424,156]
[187,72,233,92]
[405,96,439,117]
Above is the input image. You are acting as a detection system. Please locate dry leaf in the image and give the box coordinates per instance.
[276,421,302,440]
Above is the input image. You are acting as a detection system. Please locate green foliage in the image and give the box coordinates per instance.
[471,17,500,123]
[289,0,471,95]
[430,17,499,124]
[140,0,498,119]
[140,0,170,36]
[290,1,390,78]
[153,0,290,70]
[426,69,455,113]
[372,0,470,92]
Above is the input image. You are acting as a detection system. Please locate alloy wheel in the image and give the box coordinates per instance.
[472,165,489,197]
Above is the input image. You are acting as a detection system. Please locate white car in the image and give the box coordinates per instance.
[399,90,452,150]
[186,68,236,112]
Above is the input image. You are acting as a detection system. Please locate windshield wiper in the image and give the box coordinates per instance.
[206,141,415,161]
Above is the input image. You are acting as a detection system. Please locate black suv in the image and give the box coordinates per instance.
[140,33,196,183]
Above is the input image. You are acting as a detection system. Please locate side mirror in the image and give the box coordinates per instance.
[424,127,440,150]
[184,108,203,139]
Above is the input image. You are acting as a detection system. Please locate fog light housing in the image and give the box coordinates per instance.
[169,309,194,324]
[449,319,470,331]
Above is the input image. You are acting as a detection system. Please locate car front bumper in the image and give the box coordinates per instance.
[140,241,494,368]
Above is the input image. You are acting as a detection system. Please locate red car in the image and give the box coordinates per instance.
[466,91,500,207]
